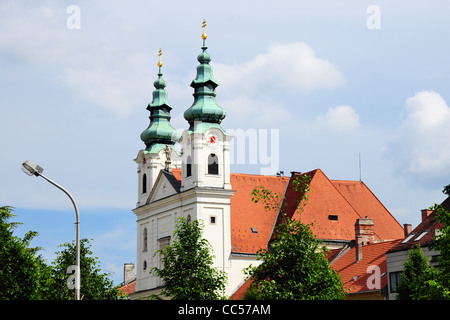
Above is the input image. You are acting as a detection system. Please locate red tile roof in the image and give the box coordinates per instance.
[229,173,289,253]
[230,278,252,300]
[388,196,449,253]
[273,169,404,244]
[330,240,402,294]
[171,169,404,254]
[118,279,136,296]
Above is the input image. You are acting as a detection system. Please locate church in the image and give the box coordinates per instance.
[129,22,405,299]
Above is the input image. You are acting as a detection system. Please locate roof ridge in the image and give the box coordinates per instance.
[231,172,289,178]
[316,170,365,221]
[358,181,404,231]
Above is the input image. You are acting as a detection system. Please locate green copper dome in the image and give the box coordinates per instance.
[184,45,226,131]
[140,67,179,153]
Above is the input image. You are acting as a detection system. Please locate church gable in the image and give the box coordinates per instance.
[147,170,181,204]
[277,169,363,242]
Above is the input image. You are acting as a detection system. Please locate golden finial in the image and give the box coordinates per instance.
[201,19,207,40]
[157,48,163,68]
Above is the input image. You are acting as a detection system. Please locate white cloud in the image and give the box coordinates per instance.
[209,42,344,128]
[220,95,291,128]
[214,42,345,96]
[387,90,450,182]
[61,51,152,116]
[315,105,360,131]
[0,2,156,117]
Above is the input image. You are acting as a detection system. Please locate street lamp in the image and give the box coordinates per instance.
[21,160,81,300]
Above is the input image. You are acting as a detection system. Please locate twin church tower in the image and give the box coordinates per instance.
[133,21,236,296]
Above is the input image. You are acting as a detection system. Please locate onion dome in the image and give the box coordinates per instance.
[184,20,226,131]
[140,49,180,153]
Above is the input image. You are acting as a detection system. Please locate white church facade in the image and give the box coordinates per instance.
[132,26,251,298]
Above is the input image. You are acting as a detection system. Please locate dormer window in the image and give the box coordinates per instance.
[208,153,218,175]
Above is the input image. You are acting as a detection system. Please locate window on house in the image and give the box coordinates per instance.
[186,156,192,177]
[389,272,402,293]
[143,228,148,252]
[158,237,170,286]
[142,173,147,194]
[401,232,417,244]
[328,215,339,221]
[414,230,429,242]
[208,154,219,175]
[210,216,216,224]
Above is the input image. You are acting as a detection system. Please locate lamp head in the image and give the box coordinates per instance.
[22,160,44,176]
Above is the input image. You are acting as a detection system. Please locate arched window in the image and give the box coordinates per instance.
[143,228,148,252]
[186,156,192,177]
[208,153,219,175]
[142,173,147,194]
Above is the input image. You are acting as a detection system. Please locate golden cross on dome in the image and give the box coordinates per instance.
[157,48,163,68]
[202,19,207,40]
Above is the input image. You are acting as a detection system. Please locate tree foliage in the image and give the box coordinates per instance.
[50,238,123,300]
[0,206,52,300]
[150,217,227,300]
[396,245,441,300]
[0,205,122,300]
[244,175,346,300]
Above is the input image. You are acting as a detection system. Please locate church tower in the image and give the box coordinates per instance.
[132,23,235,297]
[134,50,180,207]
[180,20,233,192]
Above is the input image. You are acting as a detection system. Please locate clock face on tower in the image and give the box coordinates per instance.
[207,133,218,145]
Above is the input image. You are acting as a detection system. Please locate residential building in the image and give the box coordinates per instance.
[385,197,449,300]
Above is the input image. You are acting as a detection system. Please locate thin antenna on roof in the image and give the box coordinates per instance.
[359,153,362,181]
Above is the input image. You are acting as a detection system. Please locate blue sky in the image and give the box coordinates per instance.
[2,1,450,285]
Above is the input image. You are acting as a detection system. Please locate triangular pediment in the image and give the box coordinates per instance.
[147,170,181,204]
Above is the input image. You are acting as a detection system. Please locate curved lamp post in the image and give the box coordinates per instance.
[22,160,80,300]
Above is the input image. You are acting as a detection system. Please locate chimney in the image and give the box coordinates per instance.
[421,209,433,221]
[403,223,412,237]
[355,217,374,262]
[123,263,135,284]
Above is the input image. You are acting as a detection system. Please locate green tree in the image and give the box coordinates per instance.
[0,206,53,300]
[150,217,227,300]
[396,245,439,300]
[396,203,450,300]
[426,203,450,299]
[244,175,346,300]
[442,184,450,196]
[50,238,123,300]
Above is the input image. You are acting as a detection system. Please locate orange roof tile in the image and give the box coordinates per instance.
[118,279,136,296]
[171,168,404,253]
[172,168,182,182]
[230,278,252,300]
[171,169,290,253]
[331,179,404,240]
[388,196,448,253]
[330,240,402,294]
[229,173,289,253]
[274,169,404,242]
